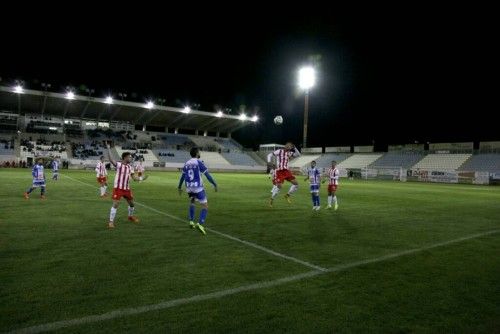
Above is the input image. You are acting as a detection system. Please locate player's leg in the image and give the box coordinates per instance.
[312,185,320,210]
[309,185,316,209]
[195,191,208,235]
[327,189,332,208]
[24,184,35,199]
[315,190,321,210]
[126,197,139,223]
[284,177,298,203]
[109,199,120,228]
[332,189,338,210]
[188,194,196,228]
[99,180,107,197]
[40,184,46,199]
[269,182,282,207]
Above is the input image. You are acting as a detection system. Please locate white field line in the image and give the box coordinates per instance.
[8,229,499,334]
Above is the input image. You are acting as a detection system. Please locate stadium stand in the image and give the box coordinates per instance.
[411,154,471,170]
[289,154,322,168]
[459,154,500,172]
[315,153,351,169]
[114,145,159,167]
[337,154,383,169]
[221,151,259,166]
[369,152,425,168]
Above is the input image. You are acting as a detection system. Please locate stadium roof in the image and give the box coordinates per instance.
[0,85,256,133]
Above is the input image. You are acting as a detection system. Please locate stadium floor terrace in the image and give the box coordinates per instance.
[1,170,499,333]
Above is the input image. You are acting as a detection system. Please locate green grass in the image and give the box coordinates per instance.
[1,169,499,333]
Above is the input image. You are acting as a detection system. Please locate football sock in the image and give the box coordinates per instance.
[288,184,298,195]
[110,207,117,222]
[199,208,208,225]
[189,204,195,221]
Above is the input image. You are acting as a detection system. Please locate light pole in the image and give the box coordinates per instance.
[298,66,316,148]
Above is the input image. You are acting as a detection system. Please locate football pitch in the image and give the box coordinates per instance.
[1,169,499,333]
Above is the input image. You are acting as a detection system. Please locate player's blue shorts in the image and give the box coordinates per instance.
[188,190,207,204]
[32,180,46,188]
[309,184,319,193]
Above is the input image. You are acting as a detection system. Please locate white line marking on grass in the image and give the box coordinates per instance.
[8,229,499,334]
[63,174,328,272]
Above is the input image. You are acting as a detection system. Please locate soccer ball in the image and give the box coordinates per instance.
[274,116,283,125]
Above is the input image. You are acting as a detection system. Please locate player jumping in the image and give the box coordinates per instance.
[178,147,218,235]
[267,142,300,206]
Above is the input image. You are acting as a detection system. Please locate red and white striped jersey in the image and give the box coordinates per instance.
[268,148,300,171]
[327,167,340,185]
[113,162,133,190]
[95,161,108,177]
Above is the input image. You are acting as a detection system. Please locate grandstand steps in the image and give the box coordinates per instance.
[411,153,471,171]
[198,151,231,166]
[246,151,267,166]
[289,154,322,168]
[337,154,384,169]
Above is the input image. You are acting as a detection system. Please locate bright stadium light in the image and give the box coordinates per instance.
[13,85,24,94]
[145,101,154,109]
[105,96,113,104]
[216,111,223,117]
[298,66,316,148]
[239,113,247,121]
[251,115,258,122]
[182,107,191,114]
[298,66,316,90]
[65,91,75,100]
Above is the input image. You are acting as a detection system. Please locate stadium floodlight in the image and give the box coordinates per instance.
[145,101,154,109]
[182,107,191,114]
[239,113,247,121]
[13,85,24,94]
[298,66,316,148]
[105,96,113,104]
[216,111,223,118]
[298,66,316,90]
[251,115,258,122]
[65,91,75,100]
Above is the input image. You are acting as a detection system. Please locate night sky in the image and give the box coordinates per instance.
[1,5,496,149]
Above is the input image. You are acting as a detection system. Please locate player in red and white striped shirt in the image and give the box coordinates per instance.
[323,160,339,210]
[106,143,146,228]
[95,156,109,198]
[134,158,145,181]
[266,142,301,207]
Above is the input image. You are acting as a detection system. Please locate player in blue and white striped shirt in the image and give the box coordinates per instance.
[178,147,218,235]
[51,159,59,180]
[304,160,321,211]
[24,158,46,199]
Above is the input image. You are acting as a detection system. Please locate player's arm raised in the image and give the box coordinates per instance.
[106,142,117,167]
[291,145,301,158]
